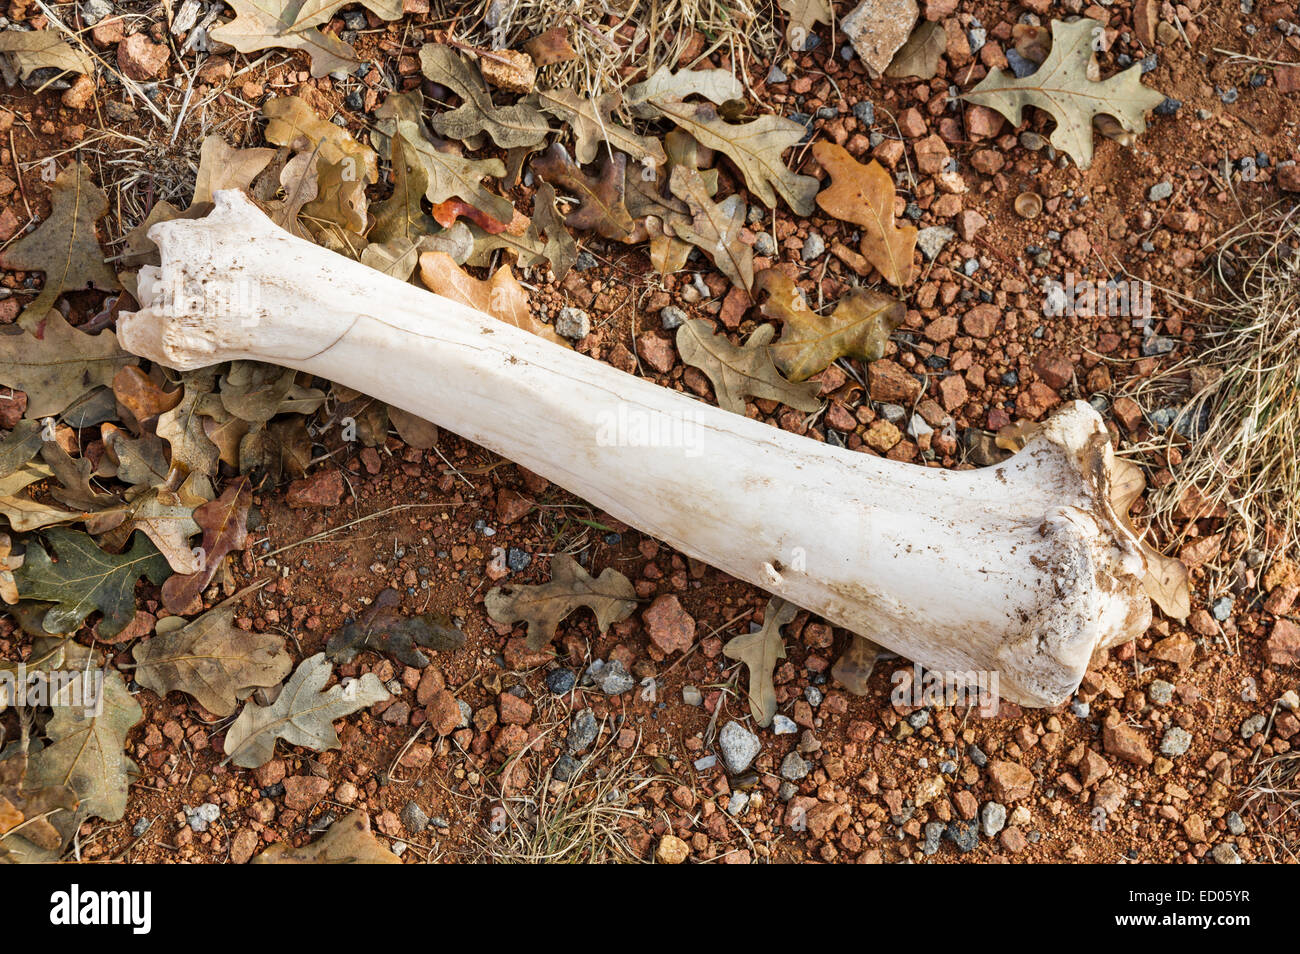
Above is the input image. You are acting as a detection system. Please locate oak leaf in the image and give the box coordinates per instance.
[959,18,1164,169]
[626,66,745,117]
[885,21,947,80]
[668,166,753,292]
[535,88,665,167]
[262,96,379,183]
[133,598,292,717]
[484,553,637,651]
[812,142,917,287]
[211,0,361,78]
[0,30,93,79]
[723,598,796,726]
[531,143,634,240]
[420,44,550,149]
[0,311,132,419]
[252,811,399,864]
[756,268,905,380]
[418,251,564,345]
[674,319,820,415]
[776,0,832,50]
[326,588,465,668]
[223,652,390,768]
[0,753,78,863]
[159,476,253,614]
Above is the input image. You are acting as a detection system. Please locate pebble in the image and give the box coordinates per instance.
[1160,726,1192,757]
[772,714,798,735]
[545,668,576,694]
[594,659,636,695]
[506,547,531,572]
[1155,97,1182,116]
[917,226,955,260]
[574,250,598,270]
[1019,131,1046,151]
[780,751,810,781]
[1005,49,1037,78]
[1211,596,1233,621]
[79,0,113,24]
[682,685,703,706]
[801,233,825,262]
[693,755,718,772]
[719,721,762,774]
[1218,86,1239,104]
[967,743,988,768]
[767,65,787,83]
[132,818,151,837]
[1148,680,1174,705]
[728,791,750,816]
[568,708,598,753]
[804,686,823,706]
[1147,181,1173,201]
[660,305,687,330]
[946,820,979,853]
[1212,843,1242,864]
[553,753,580,782]
[400,801,429,834]
[981,801,1007,837]
[1240,714,1267,739]
[185,803,221,833]
[555,307,591,340]
[1226,812,1246,835]
[754,232,777,257]
[922,821,945,855]
[852,101,875,126]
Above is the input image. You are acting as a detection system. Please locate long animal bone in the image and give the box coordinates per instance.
[119,191,1155,707]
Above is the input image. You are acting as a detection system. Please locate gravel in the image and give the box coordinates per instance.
[1148,680,1174,706]
[660,305,687,330]
[981,801,1007,837]
[545,668,576,694]
[592,659,636,695]
[555,307,591,340]
[967,743,988,768]
[185,803,221,833]
[754,232,777,257]
[401,801,429,834]
[719,721,762,774]
[772,714,798,735]
[682,685,703,706]
[1147,181,1174,201]
[568,708,598,753]
[917,226,956,260]
[1160,726,1192,757]
[801,232,825,262]
[1211,596,1233,621]
[1241,714,1267,739]
[780,751,810,781]
[552,753,580,782]
[922,821,945,855]
[852,100,875,126]
[946,820,979,852]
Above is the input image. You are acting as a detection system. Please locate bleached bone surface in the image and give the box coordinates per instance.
[119,191,1153,707]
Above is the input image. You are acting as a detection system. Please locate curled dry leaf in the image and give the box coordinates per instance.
[831,633,883,695]
[674,319,820,415]
[252,811,399,864]
[523,27,577,67]
[262,96,379,183]
[0,754,78,863]
[723,598,797,726]
[647,100,819,215]
[211,0,365,78]
[484,553,637,651]
[159,476,253,615]
[156,377,222,476]
[0,532,21,604]
[0,311,133,420]
[777,0,833,50]
[626,66,745,117]
[668,166,754,292]
[367,135,439,247]
[812,142,917,287]
[16,530,170,636]
[325,587,465,668]
[112,365,182,430]
[959,18,1164,170]
[756,269,905,381]
[532,142,634,240]
[419,44,551,149]
[133,597,292,717]
[388,117,513,225]
[418,251,563,345]
[223,652,390,768]
[1106,456,1191,621]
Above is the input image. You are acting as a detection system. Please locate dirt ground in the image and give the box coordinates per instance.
[2,0,1300,864]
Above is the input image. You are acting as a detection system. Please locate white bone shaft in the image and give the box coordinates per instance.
[119,191,1152,707]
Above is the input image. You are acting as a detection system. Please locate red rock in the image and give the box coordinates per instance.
[961,304,1000,338]
[970,148,1004,175]
[914,134,950,175]
[503,637,552,669]
[924,0,958,19]
[92,17,126,45]
[498,692,534,726]
[1179,534,1221,567]
[283,774,329,810]
[936,374,967,411]
[1032,352,1074,390]
[286,470,344,507]
[1279,165,1300,193]
[416,667,445,706]
[896,107,927,137]
[1079,749,1110,787]
[0,207,20,242]
[868,359,921,403]
[1061,228,1091,261]
[1014,381,1060,420]
[1150,632,1196,668]
[1000,826,1028,853]
[230,828,259,864]
[1276,65,1300,93]
[1111,396,1144,432]
[643,594,695,654]
[60,74,96,110]
[638,333,676,373]
[987,760,1035,802]
[198,56,234,84]
[425,689,461,735]
[923,314,957,342]
[1266,619,1300,666]
[491,723,528,760]
[495,487,534,525]
[965,105,1004,139]
[719,286,751,329]
[955,210,986,241]
[1103,723,1154,766]
[117,33,170,81]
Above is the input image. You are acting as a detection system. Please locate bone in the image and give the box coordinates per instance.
[118,191,1154,707]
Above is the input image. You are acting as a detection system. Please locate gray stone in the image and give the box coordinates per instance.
[780,751,810,781]
[968,743,988,768]
[917,226,956,260]
[922,820,945,855]
[719,720,762,774]
[981,801,1007,837]
[946,819,979,852]
[185,803,221,833]
[555,307,591,340]
[1212,842,1242,864]
[727,791,750,816]
[1225,811,1246,836]
[552,753,580,782]
[568,708,598,753]
[754,232,777,257]
[1241,714,1267,739]
[772,714,798,735]
[1005,49,1037,77]
[1160,726,1192,757]
[596,658,636,695]
[400,801,429,834]
[1148,680,1174,706]
[660,305,688,330]
[1147,181,1173,201]
[545,668,576,694]
[840,0,920,74]
[801,232,826,262]
[852,100,875,126]
[79,0,113,25]
[1211,596,1233,621]
[681,684,703,706]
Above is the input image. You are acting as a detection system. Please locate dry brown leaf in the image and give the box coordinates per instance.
[211,0,363,78]
[668,166,754,292]
[262,96,379,183]
[0,30,94,79]
[418,251,563,345]
[252,811,399,864]
[524,27,577,67]
[484,553,637,651]
[777,0,833,50]
[159,476,252,614]
[755,269,905,381]
[535,88,666,167]
[723,598,796,727]
[531,143,634,240]
[812,142,917,287]
[420,44,550,149]
[885,21,948,79]
[0,311,133,419]
[675,319,820,415]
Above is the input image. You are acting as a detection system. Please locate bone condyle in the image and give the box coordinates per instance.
[119,189,1159,708]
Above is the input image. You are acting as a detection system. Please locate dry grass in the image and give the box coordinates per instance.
[434,0,780,97]
[1120,205,1300,566]
[1240,703,1300,862]
[469,722,668,864]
